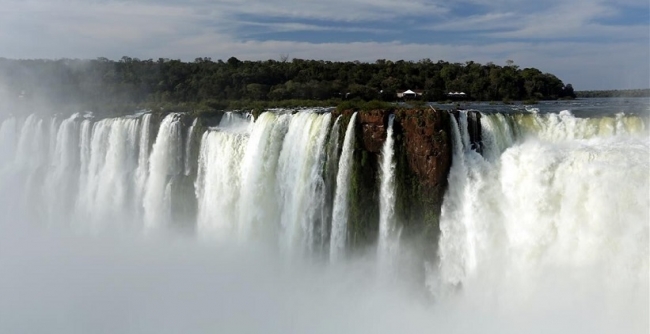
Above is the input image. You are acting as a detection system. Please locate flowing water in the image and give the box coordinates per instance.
[377,114,399,275]
[184,117,198,176]
[0,100,647,333]
[330,112,358,262]
[433,109,648,331]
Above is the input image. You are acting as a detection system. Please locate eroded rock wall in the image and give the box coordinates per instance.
[332,108,454,254]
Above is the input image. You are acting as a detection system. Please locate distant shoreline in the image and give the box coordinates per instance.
[576,89,650,98]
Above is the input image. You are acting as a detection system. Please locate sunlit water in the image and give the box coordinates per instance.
[0,99,648,333]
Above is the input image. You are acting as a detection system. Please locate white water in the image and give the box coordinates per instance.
[196,110,332,254]
[0,107,647,333]
[43,113,80,224]
[330,112,358,263]
[320,115,342,251]
[377,114,399,275]
[184,117,198,175]
[276,112,331,253]
[195,127,249,236]
[75,117,141,230]
[434,110,649,332]
[134,113,152,215]
[219,111,254,132]
[237,112,290,240]
[144,113,183,229]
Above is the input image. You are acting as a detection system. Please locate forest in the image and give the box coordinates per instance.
[0,57,576,113]
[576,89,650,98]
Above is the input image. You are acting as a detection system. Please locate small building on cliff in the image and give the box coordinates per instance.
[397,89,424,99]
[447,92,467,100]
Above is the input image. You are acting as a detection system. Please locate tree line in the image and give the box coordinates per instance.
[0,57,576,113]
[576,89,650,98]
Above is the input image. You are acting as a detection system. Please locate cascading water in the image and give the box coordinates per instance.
[330,112,358,263]
[13,115,48,222]
[219,111,254,132]
[237,112,290,240]
[184,117,198,176]
[0,104,648,333]
[196,110,333,254]
[134,113,152,214]
[15,114,47,171]
[195,126,249,236]
[43,113,80,224]
[377,114,398,274]
[433,110,649,328]
[319,115,342,251]
[47,116,60,161]
[276,112,331,253]
[144,113,183,229]
[76,117,141,229]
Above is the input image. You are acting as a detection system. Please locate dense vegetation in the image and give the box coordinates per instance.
[576,89,650,98]
[0,57,576,113]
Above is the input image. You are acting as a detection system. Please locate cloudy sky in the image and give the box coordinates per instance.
[0,0,648,89]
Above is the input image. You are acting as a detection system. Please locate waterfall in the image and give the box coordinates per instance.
[435,111,485,292]
[74,117,141,229]
[76,118,111,224]
[329,112,358,263]
[195,110,332,252]
[237,112,290,240]
[1,108,646,270]
[319,115,342,251]
[78,118,92,196]
[219,111,254,132]
[43,113,80,224]
[433,110,649,306]
[276,112,331,253]
[47,116,60,161]
[184,117,198,176]
[195,128,249,236]
[377,114,398,274]
[15,115,47,222]
[0,105,648,333]
[15,114,47,171]
[144,113,183,229]
[134,113,152,214]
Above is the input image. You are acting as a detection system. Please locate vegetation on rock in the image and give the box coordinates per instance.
[1,57,575,116]
[576,89,650,98]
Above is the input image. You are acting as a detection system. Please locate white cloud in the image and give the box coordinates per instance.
[0,0,648,89]
[425,12,519,32]
[486,1,613,38]
[237,21,390,34]
[187,0,449,22]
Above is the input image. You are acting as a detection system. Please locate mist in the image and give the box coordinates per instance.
[0,103,648,334]
[1,217,646,333]
[0,213,642,334]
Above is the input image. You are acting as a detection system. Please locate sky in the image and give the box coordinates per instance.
[0,0,648,90]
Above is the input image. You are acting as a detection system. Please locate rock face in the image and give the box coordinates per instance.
[395,109,452,191]
[333,108,452,193]
[331,107,453,250]
[357,109,391,153]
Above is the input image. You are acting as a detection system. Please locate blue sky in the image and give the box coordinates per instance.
[0,0,648,89]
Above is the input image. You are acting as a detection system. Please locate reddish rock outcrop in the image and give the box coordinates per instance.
[395,109,452,189]
[357,109,391,153]
[329,107,453,248]
[331,108,452,190]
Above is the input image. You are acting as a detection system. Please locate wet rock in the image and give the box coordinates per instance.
[395,108,452,190]
[358,109,391,153]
